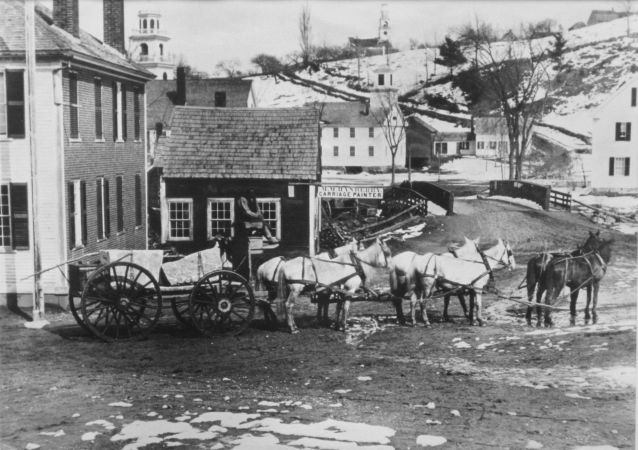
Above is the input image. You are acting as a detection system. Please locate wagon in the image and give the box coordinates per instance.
[63,247,258,342]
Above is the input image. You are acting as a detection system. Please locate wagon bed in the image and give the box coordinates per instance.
[67,248,256,342]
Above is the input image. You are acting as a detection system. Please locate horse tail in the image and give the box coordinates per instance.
[277,263,288,303]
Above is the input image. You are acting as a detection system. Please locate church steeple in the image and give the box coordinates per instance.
[378,4,390,43]
[128,10,176,80]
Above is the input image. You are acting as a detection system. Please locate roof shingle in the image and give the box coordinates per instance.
[156,106,321,181]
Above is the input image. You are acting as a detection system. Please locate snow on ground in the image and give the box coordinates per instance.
[250,75,349,107]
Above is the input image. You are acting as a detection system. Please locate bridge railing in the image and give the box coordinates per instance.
[400,181,454,215]
[489,180,551,210]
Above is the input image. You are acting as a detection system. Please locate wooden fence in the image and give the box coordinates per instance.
[400,181,454,215]
[549,189,572,211]
[489,180,551,210]
[383,185,429,217]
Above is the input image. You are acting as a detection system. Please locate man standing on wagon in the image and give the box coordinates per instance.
[237,189,279,244]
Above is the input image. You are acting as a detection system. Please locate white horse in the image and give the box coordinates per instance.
[391,236,479,326]
[392,239,515,326]
[277,238,393,333]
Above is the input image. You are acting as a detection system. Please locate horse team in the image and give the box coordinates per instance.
[257,231,612,334]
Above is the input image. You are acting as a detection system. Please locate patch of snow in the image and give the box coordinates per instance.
[229,432,295,450]
[111,420,218,450]
[109,401,133,408]
[147,412,158,417]
[300,404,313,410]
[39,430,65,437]
[329,403,343,407]
[477,341,498,350]
[25,443,41,450]
[236,418,395,444]
[453,341,472,349]
[257,408,279,413]
[258,400,280,407]
[416,435,447,447]
[334,389,352,394]
[565,393,591,400]
[86,419,115,431]
[526,439,544,449]
[288,436,394,449]
[486,195,544,210]
[450,410,460,417]
[81,432,101,441]
[425,402,435,409]
[425,419,441,425]
[357,376,372,381]
[191,412,260,428]
[174,394,184,399]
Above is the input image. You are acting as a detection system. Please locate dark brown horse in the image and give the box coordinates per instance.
[525,231,602,327]
[539,235,612,327]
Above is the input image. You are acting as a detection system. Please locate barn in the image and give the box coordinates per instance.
[152,105,322,276]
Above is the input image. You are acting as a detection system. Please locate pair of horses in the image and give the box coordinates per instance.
[525,230,612,327]
[391,238,516,327]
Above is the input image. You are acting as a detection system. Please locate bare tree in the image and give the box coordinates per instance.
[369,93,407,185]
[215,59,243,78]
[299,4,312,66]
[619,0,634,36]
[472,24,552,179]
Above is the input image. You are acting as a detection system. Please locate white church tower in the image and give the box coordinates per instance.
[128,11,176,80]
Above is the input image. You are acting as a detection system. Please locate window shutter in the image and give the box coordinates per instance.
[632,87,637,107]
[116,176,123,232]
[626,123,631,141]
[609,157,614,176]
[625,158,631,176]
[135,174,142,227]
[96,179,103,239]
[121,85,127,141]
[615,123,621,141]
[10,183,29,249]
[80,181,87,244]
[104,178,111,237]
[0,72,6,135]
[67,181,75,248]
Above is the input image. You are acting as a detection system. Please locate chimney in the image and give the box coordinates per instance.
[176,67,186,105]
[53,0,80,38]
[103,0,125,54]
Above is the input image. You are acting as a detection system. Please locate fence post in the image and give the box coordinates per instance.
[543,186,550,210]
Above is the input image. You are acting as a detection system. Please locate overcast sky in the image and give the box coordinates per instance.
[59,0,621,75]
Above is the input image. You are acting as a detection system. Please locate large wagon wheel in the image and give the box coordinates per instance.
[80,262,162,342]
[189,270,255,337]
[170,296,192,326]
[68,294,91,332]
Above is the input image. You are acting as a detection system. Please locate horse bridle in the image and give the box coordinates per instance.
[476,242,513,269]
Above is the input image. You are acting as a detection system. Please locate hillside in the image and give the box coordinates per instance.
[254,15,638,139]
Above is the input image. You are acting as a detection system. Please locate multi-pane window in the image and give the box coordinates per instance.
[609,157,631,176]
[0,185,10,247]
[333,146,339,156]
[96,177,110,240]
[116,176,124,232]
[378,74,385,86]
[1,184,28,249]
[134,89,141,141]
[489,141,497,149]
[135,174,142,227]
[94,78,103,140]
[333,128,338,138]
[435,142,448,154]
[615,122,631,141]
[369,127,374,138]
[2,71,25,138]
[257,198,281,239]
[69,72,79,139]
[121,85,127,141]
[368,146,374,157]
[168,199,193,240]
[350,146,355,157]
[457,141,470,151]
[67,180,87,248]
[350,128,355,138]
[214,91,227,107]
[207,198,234,238]
[477,141,484,150]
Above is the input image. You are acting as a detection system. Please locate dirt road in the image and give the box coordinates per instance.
[0,198,635,450]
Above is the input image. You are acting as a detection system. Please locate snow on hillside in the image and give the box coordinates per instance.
[249,75,349,107]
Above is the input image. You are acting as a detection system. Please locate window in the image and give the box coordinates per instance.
[94,78,103,140]
[477,141,484,150]
[350,128,355,138]
[368,146,374,157]
[631,87,636,107]
[369,127,374,138]
[350,146,355,157]
[214,91,227,107]
[435,142,448,154]
[67,72,80,139]
[96,177,110,240]
[134,89,141,141]
[615,122,631,141]
[168,199,193,240]
[333,128,339,138]
[609,157,630,176]
[333,146,339,156]
[2,71,25,138]
[140,43,148,55]
[1,184,29,249]
[207,198,233,238]
[121,85,127,141]
[257,198,281,239]
[142,19,147,29]
[135,174,142,227]
[489,141,497,149]
[457,141,470,151]
[116,176,124,232]
[112,82,119,141]
[67,180,87,248]
[378,74,385,86]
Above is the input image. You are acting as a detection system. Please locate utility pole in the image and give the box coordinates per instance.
[24,0,48,328]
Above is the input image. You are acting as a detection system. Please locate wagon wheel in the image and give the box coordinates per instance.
[170,297,192,326]
[68,293,91,332]
[189,270,255,337]
[80,262,162,342]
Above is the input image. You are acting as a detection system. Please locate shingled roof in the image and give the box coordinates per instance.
[0,1,152,80]
[320,102,382,127]
[156,106,321,181]
[147,78,255,128]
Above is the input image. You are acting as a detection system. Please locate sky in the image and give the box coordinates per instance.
[56,0,623,75]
